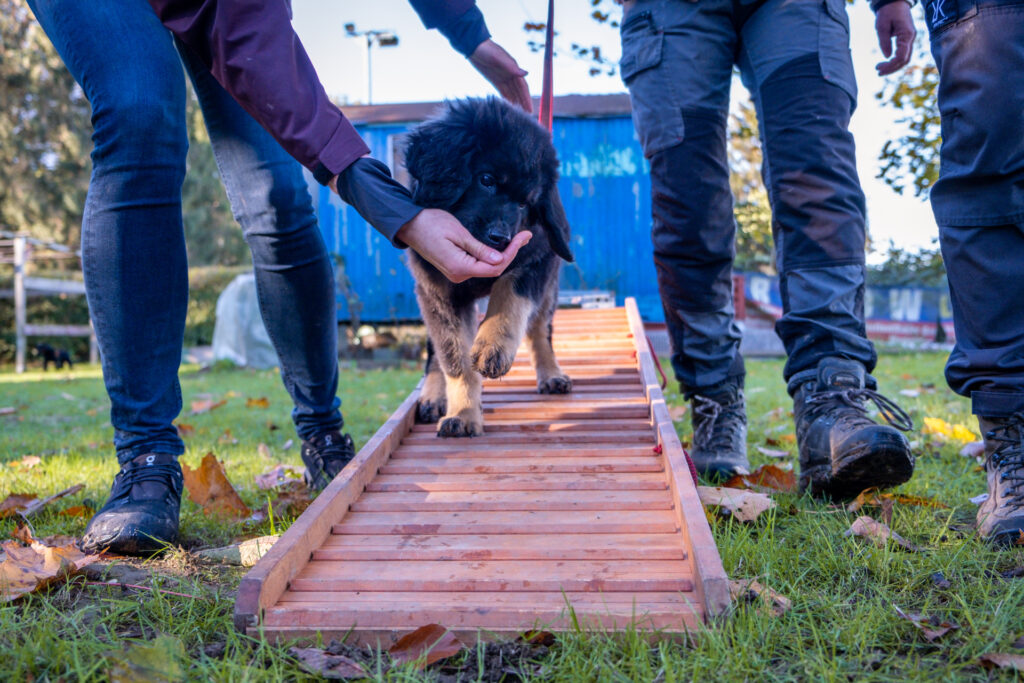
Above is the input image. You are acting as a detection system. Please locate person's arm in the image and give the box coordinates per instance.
[871,0,916,75]
[408,1,531,111]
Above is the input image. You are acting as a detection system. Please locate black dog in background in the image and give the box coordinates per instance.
[404,98,574,437]
[35,343,73,370]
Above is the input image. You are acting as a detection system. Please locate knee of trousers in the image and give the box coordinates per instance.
[758,54,866,269]
[90,96,189,173]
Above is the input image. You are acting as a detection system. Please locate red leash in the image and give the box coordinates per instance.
[538,0,554,132]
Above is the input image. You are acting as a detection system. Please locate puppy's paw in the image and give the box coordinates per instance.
[538,374,572,395]
[416,398,446,424]
[437,414,484,438]
[471,342,515,379]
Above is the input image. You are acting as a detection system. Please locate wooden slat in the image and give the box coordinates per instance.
[332,509,678,535]
[291,559,693,593]
[316,533,683,560]
[400,431,655,445]
[378,457,663,475]
[409,419,651,433]
[366,472,669,492]
[349,490,673,512]
[392,444,657,458]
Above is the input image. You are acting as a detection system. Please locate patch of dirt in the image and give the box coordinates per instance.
[431,640,551,682]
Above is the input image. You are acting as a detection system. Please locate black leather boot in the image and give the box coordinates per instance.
[81,453,183,555]
[689,384,749,480]
[794,358,914,500]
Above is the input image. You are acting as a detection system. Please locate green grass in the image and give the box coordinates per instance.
[1,354,1022,680]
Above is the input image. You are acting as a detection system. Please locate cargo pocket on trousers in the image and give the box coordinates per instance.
[818,0,858,108]
[620,9,684,158]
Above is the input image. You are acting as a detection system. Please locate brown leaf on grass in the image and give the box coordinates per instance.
[668,404,687,421]
[847,489,948,527]
[756,446,790,459]
[0,406,17,416]
[0,540,102,602]
[893,604,959,642]
[175,423,195,438]
[779,433,796,444]
[246,397,270,409]
[180,453,251,518]
[255,464,304,490]
[107,635,186,683]
[12,523,35,544]
[257,442,272,459]
[519,630,556,646]
[267,481,313,517]
[959,441,985,460]
[190,399,226,415]
[0,484,85,519]
[729,578,792,616]
[979,653,1024,671]
[388,624,465,669]
[698,486,776,522]
[723,464,798,493]
[8,455,42,469]
[844,515,920,551]
[289,646,367,679]
[60,504,93,518]
[217,429,238,445]
[762,406,788,421]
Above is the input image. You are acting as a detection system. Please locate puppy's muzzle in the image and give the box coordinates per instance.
[485,225,513,251]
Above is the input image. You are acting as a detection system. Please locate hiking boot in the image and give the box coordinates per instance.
[301,430,356,491]
[976,415,1024,546]
[80,453,183,555]
[793,358,914,500]
[689,384,750,480]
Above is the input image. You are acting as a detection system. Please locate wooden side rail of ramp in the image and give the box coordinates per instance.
[235,299,729,644]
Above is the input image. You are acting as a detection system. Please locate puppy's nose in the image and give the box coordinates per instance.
[486,228,511,251]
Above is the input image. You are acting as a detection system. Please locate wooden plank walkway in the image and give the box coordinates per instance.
[234,299,729,644]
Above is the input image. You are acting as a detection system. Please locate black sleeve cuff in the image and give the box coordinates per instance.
[870,0,915,12]
[334,157,423,246]
[436,5,491,57]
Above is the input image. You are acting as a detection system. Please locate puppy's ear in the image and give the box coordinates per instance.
[403,120,473,210]
[538,185,574,263]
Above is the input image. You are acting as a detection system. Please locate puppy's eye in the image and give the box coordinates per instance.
[479,173,496,188]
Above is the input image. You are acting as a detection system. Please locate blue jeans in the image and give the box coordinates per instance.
[924,0,1024,416]
[620,0,875,397]
[28,0,343,463]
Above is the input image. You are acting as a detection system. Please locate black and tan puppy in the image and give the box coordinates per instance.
[404,98,574,437]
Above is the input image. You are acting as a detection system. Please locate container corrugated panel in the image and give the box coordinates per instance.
[307,115,665,323]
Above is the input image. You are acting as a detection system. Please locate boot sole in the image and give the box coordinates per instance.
[819,436,914,501]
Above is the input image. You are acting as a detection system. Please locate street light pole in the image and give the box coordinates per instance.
[344,24,399,105]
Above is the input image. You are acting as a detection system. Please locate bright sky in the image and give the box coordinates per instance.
[292,0,938,261]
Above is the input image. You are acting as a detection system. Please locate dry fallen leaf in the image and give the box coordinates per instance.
[779,433,796,444]
[267,481,313,518]
[176,423,195,438]
[8,455,42,469]
[388,624,465,669]
[730,578,792,616]
[180,453,251,518]
[723,464,798,493]
[255,464,304,490]
[257,442,272,459]
[190,399,226,415]
[893,604,959,642]
[0,484,85,519]
[698,486,776,522]
[0,540,102,602]
[922,416,978,444]
[60,504,94,518]
[246,397,270,409]
[979,652,1024,671]
[107,634,186,683]
[197,535,279,566]
[844,515,920,551]
[289,647,367,680]
[668,404,687,420]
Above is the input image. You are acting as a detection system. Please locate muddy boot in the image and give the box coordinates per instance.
[689,384,749,480]
[976,415,1024,546]
[81,453,183,555]
[301,430,356,491]
[793,358,914,500]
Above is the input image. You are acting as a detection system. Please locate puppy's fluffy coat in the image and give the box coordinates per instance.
[404,98,574,437]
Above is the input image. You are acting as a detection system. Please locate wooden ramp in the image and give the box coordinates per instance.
[235,299,729,644]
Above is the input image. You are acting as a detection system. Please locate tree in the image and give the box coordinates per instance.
[867,241,946,288]
[0,0,91,252]
[728,100,774,273]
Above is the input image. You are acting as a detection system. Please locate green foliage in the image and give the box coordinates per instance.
[876,29,941,197]
[0,0,91,247]
[729,100,774,273]
[868,241,947,288]
[184,265,252,347]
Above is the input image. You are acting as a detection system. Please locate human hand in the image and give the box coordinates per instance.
[469,39,532,112]
[875,1,916,76]
[397,209,532,283]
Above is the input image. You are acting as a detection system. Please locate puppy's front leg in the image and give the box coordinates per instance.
[528,290,572,394]
[416,339,447,424]
[472,277,534,379]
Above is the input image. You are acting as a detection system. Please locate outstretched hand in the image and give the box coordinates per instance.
[469,39,532,112]
[397,209,532,284]
[875,1,916,75]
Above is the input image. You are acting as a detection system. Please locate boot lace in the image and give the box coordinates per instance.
[109,463,182,503]
[693,394,745,452]
[985,414,1024,512]
[804,387,914,433]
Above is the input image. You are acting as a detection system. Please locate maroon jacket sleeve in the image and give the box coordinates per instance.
[148,0,369,184]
